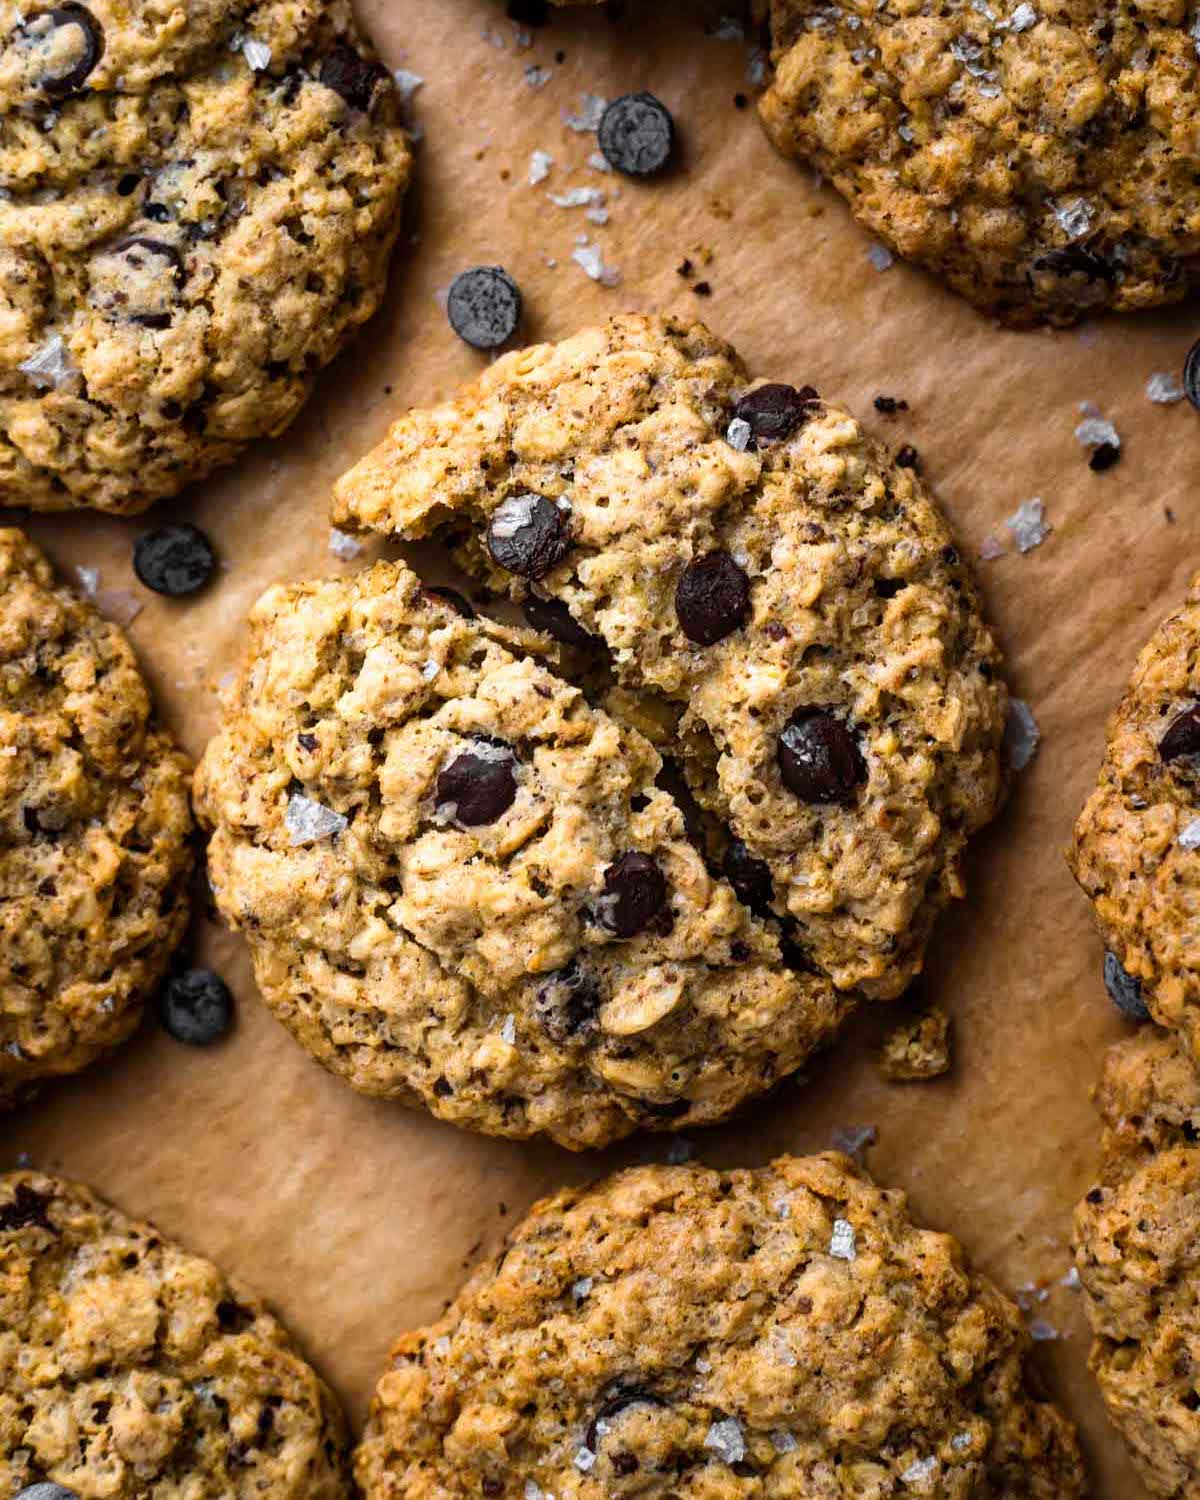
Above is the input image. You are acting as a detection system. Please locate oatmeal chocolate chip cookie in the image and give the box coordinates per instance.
[0,0,411,515]
[1074,1028,1200,1498]
[1069,574,1200,1059]
[759,0,1200,325]
[193,560,848,1150]
[0,529,192,1108]
[0,1171,352,1498]
[357,1154,1087,1500]
[332,315,1007,1001]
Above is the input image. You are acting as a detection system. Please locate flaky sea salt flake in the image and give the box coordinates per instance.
[529,149,553,185]
[1006,497,1049,552]
[574,1448,597,1473]
[1074,415,1121,450]
[829,1218,856,1260]
[285,793,347,846]
[1029,1318,1060,1341]
[329,528,363,560]
[75,566,99,595]
[1005,698,1040,770]
[525,64,553,89]
[498,1013,517,1044]
[1008,2,1038,29]
[1179,818,1200,849]
[1054,198,1094,240]
[726,417,752,451]
[572,242,621,287]
[901,1456,939,1488]
[19,332,77,390]
[867,242,894,271]
[564,93,607,132]
[771,1430,798,1454]
[241,36,271,70]
[1148,372,1185,404]
[704,1418,746,1465]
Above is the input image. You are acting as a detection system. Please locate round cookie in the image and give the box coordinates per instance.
[0,529,193,1108]
[332,314,1008,1002]
[0,0,411,514]
[1074,1027,1200,1498]
[759,0,1200,324]
[0,1171,352,1498]
[357,1154,1087,1499]
[193,560,849,1150]
[1069,574,1200,1060]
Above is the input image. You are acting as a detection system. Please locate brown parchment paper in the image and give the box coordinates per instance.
[6,1,1200,1491]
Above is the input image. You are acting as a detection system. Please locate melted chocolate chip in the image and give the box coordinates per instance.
[732,383,818,445]
[0,1182,55,1234]
[1160,703,1200,762]
[533,961,602,1042]
[597,851,668,937]
[675,551,750,646]
[319,45,388,112]
[522,593,597,649]
[777,710,866,805]
[422,585,476,619]
[38,4,104,97]
[486,494,571,580]
[1185,339,1200,413]
[722,838,773,916]
[1032,246,1117,287]
[437,742,518,826]
[1103,951,1149,1023]
[585,1385,668,1451]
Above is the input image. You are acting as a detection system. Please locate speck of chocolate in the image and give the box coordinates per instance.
[895,445,920,470]
[873,395,908,415]
[693,280,712,296]
[1089,441,1120,472]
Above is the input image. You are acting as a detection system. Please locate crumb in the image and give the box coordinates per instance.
[873,395,908,415]
[895,444,920,470]
[878,1005,952,1082]
[693,280,713,296]
[677,258,694,278]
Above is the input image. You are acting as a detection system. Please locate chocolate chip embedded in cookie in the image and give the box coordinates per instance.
[0,529,193,1108]
[0,0,411,514]
[193,559,849,1149]
[357,1155,1087,1500]
[332,315,1008,1000]
[759,0,1200,324]
[0,1172,352,1499]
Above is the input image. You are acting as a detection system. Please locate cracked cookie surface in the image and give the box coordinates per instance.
[333,315,1007,1002]
[357,1155,1086,1500]
[0,1171,352,1498]
[0,0,411,514]
[193,559,848,1150]
[0,528,192,1108]
[760,0,1200,324]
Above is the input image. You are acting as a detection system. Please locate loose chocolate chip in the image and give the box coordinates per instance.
[1103,951,1149,1022]
[1032,246,1117,286]
[873,395,907,415]
[16,1486,80,1500]
[486,494,571,580]
[732,383,818,445]
[1185,339,1200,413]
[534,961,602,1042]
[598,92,675,176]
[722,838,773,916]
[522,593,597,649]
[1089,441,1120,472]
[675,551,750,646]
[585,1385,668,1451]
[423,585,476,618]
[0,1183,55,1234]
[777,710,866,805]
[598,851,668,937]
[320,45,388,111]
[436,742,518,826]
[38,4,104,97]
[133,523,216,596]
[447,266,523,350]
[1160,703,1200,761]
[159,969,234,1045]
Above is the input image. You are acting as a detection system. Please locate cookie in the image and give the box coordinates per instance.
[1074,1027,1200,1497]
[0,0,411,515]
[1069,574,1200,1059]
[0,1171,352,1498]
[357,1154,1087,1499]
[193,560,849,1150]
[332,314,1008,1002]
[0,529,193,1108]
[878,1002,951,1080]
[759,0,1200,324]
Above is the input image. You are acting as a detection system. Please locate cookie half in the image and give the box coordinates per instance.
[0,0,411,514]
[759,0,1200,324]
[0,529,193,1107]
[193,560,848,1149]
[357,1155,1087,1499]
[333,314,1007,1001]
[0,1171,352,1498]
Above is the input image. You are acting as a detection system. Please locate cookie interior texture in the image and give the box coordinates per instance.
[1069,573,1200,1060]
[0,0,411,514]
[1075,1027,1200,1498]
[194,561,850,1150]
[0,528,193,1108]
[0,1171,352,1498]
[333,314,1008,1004]
[356,1154,1087,1499]
[759,0,1200,324]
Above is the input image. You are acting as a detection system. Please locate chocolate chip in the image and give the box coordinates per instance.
[37,4,104,97]
[777,710,866,804]
[15,1486,80,1500]
[1103,951,1149,1022]
[1032,246,1116,287]
[1185,339,1200,413]
[159,969,234,1045]
[585,1385,668,1451]
[320,45,388,111]
[447,266,522,350]
[895,444,920,471]
[422,585,476,618]
[598,92,675,176]
[216,1298,254,1333]
[534,961,602,1042]
[732,383,818,445]
[297,733,318,753]
[597,851,668,937]
[722,838,773,916]
[486,494,571,580]
[522,593,597,649]
[133,523,216,596]
[873,395,907,415]
[675,551,750,646]
[1160,703,1200,761]
[437,741,518,826]
[1089,441,1120,472]
[0,1183,55,1234]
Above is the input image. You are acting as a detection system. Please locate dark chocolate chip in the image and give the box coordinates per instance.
[423,585,476,618]
[1185,339,1200,413]
[674,551,750,646]
[732,383,818,445]
[777,710,866,805]
[1159,703,1200,761]
[522,593,597,649]
[38,4,104,97]
[0,1183,55,1234]
[585,1385,668,1451]
[597,851,668,937]
[1032,246,1117,286]
[447,266,522,350]
[722,838,773,917]
[158,969,234,1046]
[297,733,318,753]
[1103,951,1149,1023]
[598,92,675,176]
[1089,441,1120,472]
[486,494,570,579]
[319,45,388,112]
[436,742,518,826]
[133,523,216,596]
[873,395,908,415]
[15,1486,80,1500]
[533,961,602,1042]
